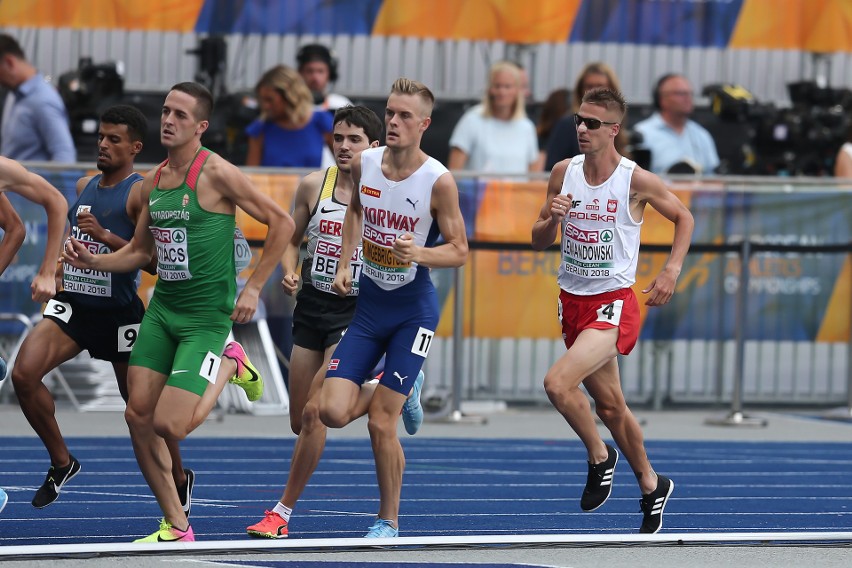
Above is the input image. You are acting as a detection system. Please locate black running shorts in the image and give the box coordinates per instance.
[292,283,357,351]
[43,291,145,362]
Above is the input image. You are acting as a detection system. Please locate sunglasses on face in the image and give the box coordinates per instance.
[573,114,618,130]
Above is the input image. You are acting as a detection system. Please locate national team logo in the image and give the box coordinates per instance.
[328,358,340,371]
[182,193,190,207]
[607,199,618,213]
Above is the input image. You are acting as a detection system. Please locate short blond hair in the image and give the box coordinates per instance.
[390,78,435,116]
[482,61,526,120]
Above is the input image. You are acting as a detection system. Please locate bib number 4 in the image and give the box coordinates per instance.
[596,300,623,324]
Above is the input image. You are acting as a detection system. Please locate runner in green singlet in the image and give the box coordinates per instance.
[64,82,294,543]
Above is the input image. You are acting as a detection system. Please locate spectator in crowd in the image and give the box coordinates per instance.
[297,44,353,168]
[245,65,333,168]
[536,88,570,168]
[633,73,719,174]
[514,62,533,104]
[833,130,852,177]
[448,60,539,174]
[545,62,627,170]
[0,34,76,163]
[297,43,351,113]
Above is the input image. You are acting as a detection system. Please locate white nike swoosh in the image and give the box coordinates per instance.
[149,196,165,207]
[171,370,189,375]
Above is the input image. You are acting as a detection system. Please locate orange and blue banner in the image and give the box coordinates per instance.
[0,171,849,343]
[2,0,852,52]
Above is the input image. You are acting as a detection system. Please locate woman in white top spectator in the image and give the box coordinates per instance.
[448,61,540,174]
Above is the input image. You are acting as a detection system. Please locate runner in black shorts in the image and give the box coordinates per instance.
[11,106,195,513]
[247,105,428,540]
[43,291,145,364]
[291,283,356,351]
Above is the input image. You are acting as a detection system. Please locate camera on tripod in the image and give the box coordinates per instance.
[58,58,125,160]
[703,81,852,176]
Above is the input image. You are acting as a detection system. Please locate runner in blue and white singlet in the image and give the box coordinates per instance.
[317,79,469,538]
[327,145,446,396]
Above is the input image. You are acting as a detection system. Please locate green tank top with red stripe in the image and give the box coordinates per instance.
[148,147,236,313]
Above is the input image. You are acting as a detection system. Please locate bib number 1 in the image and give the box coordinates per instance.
[199,351,222,385]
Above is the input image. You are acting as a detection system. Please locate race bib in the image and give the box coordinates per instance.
[44,299,72,323]
[199,351,222,385]
[63,239,112,297]
[362,227,412,286]
[596,300,623,324]
[150,226,191,281]
[311,239,362,296]
[561,223,615,279]
[234,228,252,274]
[117,324,140,352]
[411,327,434,358]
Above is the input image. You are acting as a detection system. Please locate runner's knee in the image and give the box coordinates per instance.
[153,416,189,441]
[319,402,348,429]
[300,400,325,433]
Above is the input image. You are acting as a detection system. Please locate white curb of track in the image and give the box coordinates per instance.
[1,531,851,559]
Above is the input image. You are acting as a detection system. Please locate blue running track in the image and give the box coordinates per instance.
[1,436,851,546]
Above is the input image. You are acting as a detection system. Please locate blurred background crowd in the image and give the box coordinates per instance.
[3,0,852,178]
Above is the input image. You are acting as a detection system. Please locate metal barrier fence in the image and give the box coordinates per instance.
[419,240,850,412]
[418,176,852,413]
[0,167,849,415]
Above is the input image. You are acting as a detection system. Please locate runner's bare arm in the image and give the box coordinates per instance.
[0,193,25,274]
[0,158,69,301]
[631,167,694,306]
[532,160,571,251]
[210,158,294,323]
[333,154,363,297]
[281,171,322,295]
[392,172,468,268]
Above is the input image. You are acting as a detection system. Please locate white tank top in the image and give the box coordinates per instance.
[304,166,362,295]
[358,146,443,290]
[556,154,642,295]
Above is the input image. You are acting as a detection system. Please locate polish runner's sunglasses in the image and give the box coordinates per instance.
[573,114,618,130]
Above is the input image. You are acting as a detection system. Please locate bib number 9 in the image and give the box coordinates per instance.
[117,324,140,352]
[44,299,72,323]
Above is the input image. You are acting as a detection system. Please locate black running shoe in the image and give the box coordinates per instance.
[580,444,618,511]
[639,474,674,533]
[177,468,195,518]
[32,454,81,508]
